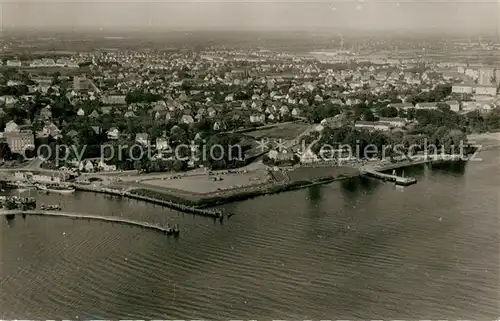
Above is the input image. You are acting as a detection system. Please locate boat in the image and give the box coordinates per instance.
[395,170,417,186]
[40,204,62,211]
[36,184,47,191]
[44,184,76,194]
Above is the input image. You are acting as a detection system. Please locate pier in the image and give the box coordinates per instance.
[72,184,224,218]
[361,169,417,186]
[0,210,179,235]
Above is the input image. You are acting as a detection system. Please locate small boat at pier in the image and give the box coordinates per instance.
[395,170,417,186]
[40,184,76,194]
[40,204,62,211]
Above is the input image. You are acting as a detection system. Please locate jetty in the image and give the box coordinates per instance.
[72,184,224,218]
[361,169,417,186]
[0,210,179,235]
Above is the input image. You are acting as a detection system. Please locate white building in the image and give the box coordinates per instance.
[478,68,495,86]
[378,117,407,128]
[6,60,22,68]
[475,85,497,96]
[354,121,391,131]
[415,102,439,110]
[300,149,319,164]
[445,100,461,112]
[452,84,474,94]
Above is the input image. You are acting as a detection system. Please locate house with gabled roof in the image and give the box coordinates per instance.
[207,107,217,117]
[40,106,52,119]
[135,133,149,146]
[415,102,439,110]
[89,110,100,119]
[291,108,301,117]
[181,114,194,124]
[124,111,137,118]
[42,122,62,139]
[107,127,120,140]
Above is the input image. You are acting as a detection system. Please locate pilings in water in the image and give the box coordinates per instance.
[0,210,179,235]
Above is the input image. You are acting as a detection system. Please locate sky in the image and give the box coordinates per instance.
[1,0,499,33]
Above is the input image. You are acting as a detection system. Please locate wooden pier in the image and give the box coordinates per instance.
[72,184,223,218]
[361,169,417,186]
[0,210,179,235]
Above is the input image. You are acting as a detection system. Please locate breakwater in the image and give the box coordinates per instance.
[73,172,358,211]
[0,210,179,235]
[72,184,224,218]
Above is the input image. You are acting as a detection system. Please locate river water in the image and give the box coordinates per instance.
[1,149,499,320]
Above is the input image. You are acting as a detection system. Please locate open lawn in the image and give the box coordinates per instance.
[245,123,309,140]
[141,169,269,194]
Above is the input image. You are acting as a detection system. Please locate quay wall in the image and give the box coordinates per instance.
[71,171,358,212]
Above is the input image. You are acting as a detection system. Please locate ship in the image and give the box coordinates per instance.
[41,184,76,194]
[394,170,417,187]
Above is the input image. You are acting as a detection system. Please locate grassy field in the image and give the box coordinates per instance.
[245,123,309,140]
[141,170,269,194]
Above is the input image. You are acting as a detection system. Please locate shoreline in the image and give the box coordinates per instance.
[73,172,358,213]
[5,156,472,216]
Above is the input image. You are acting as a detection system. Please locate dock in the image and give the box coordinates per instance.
[0,210,179,235]
[361,169,417,186]
[72,184,224,218]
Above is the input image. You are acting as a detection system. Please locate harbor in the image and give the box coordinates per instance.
[72,184,226,218]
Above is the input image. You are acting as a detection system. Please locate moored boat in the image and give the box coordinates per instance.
[40,204,62,210]
[44,184,76,194]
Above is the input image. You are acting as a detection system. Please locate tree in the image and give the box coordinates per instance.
[0,142,12,160]
[133,160,142,172]
[172,160,186,172]
[363,109,376,122]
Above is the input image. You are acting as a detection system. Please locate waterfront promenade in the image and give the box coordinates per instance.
[0,210,178,235]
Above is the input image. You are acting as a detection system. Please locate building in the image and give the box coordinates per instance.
[6,60,22,68]
[452,83,474,94]
[478,68,495,86]
[415,102,439,110]
[107,128,120,140]
[300,149,319,164]
[155,138,170,150]
[475,85,497,96]
[5,130,35,154]
[378,117,407,128]
[102,95,126,105]
[354,121,391,131]
[135,133,149,146]
[32,174,61,184]
[4,120,19,133]
[462,101,481,112]
[388,102,415,110]
[73,76,100,93]
[445,100,461,112]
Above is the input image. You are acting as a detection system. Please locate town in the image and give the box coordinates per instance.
[1,33,499,208]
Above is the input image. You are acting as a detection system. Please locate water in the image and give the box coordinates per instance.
[1,149,499,320]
